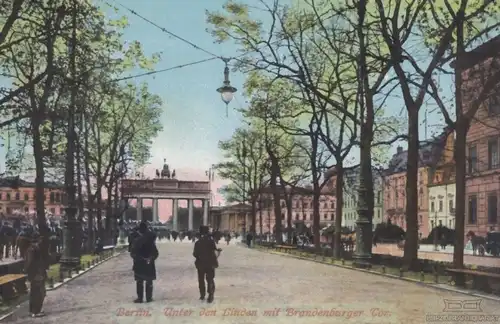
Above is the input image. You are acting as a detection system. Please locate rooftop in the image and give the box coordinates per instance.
[0,176,63,189]
[386,130,450,175]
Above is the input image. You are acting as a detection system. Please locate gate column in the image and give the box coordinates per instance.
[188,199,194,230]
[203,199,209,226]
[173,199,178,231]
[137,198,143,222]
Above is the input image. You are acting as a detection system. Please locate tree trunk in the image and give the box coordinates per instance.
[453,122,468,269]
[270,160,282,244]
[250,197,257,234]
[32,118,49,259]
[333,163,344,258]
[286,195,293,244]
[312,189,321,250]
[403,108,419,270]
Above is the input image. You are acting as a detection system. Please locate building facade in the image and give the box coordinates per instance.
[383,134,451,238]
[255,185,336,234]
[464,37,500,237]
[217,203,251,232]
[427,131,456,230]
[0,177,65,217]
[341,167,385,230]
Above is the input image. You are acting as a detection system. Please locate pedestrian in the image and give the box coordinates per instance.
[246,232,253,248]
[193,225,221,303]
[131,222,158,303]
[24,232,47,318]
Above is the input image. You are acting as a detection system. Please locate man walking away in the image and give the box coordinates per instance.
[193,226,221,303]
[246,232,253,248]
[24,232,47,318]
[132,222,158,303]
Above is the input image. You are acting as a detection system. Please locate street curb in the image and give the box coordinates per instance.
[0,249,125,322]
[256,247,500,303]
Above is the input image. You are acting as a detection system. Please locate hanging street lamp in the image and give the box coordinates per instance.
[216,58,237,116]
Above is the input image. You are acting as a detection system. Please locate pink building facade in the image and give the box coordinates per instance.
[0,177,65,217]
[256,186,336,234]
[463,37,500,237]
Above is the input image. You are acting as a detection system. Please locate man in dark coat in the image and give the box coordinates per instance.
[131,222,159,303]
[193,226,221,303]
[24,232,47,317]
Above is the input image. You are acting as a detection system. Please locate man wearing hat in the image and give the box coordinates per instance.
[24,232,47,317]
[131,222,158,303]
[193,225,221,303]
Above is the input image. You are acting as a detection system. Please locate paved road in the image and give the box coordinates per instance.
[5,242,500,324]
[373,244,498,267]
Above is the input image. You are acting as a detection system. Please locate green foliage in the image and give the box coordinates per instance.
[215,127,268,203]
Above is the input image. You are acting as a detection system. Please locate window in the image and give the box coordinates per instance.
[431,220,435,227]
[377,191,381,204]
[330,213,334,220]
[0,193,2,200]
[439,200,443,212]
[24,207,28,213]
[324,202,327,208]
[15,192,20,200]
[468,195,477,224]
[449,200,453,212]
[331,202,334,208]
[419,215,423,224]
[488,138,499,169]
[468,145,478,173]
[50,208,56,215]
[295,201,299,208]
[431,201,435,212]
[281,201,285,208]
[6,193,10,201]
[488,194,498,224]
[324,213,327,219]
[24,193,29,201]
[6,207,11,214]
[488,94,500,115]
[439,220,442,226]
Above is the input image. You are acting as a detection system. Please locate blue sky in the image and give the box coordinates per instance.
[0,0,449,183]
[104,0,248,173]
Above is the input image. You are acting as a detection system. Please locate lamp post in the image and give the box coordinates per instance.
[118,198,129,245]
[60,0,81,270]
[430,196,439,251]
[216,58,237,116]
[240,138,247,242]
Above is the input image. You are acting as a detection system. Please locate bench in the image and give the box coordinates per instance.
[275,245,297,253]
[0,274,27,300]
[446,268,500,293]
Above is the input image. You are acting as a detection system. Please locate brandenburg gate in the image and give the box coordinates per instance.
[121,161,211,231]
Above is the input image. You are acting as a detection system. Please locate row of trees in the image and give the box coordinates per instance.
[209,0,500,270]
[0,1,162,250]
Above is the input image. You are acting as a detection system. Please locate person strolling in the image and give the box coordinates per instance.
[24,232,47,317]
[131,222,158,303]
[193,226,221,303]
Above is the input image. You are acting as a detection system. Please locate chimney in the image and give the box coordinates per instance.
[397,146,403,154]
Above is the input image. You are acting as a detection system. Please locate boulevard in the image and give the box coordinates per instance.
[372,244,499,267]
[4,242,500,324]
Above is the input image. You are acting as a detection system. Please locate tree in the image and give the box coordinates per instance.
[207,0,403,253]
[371,0,499,269]
[0,0,163,253]
[216,127,269,233]
[416,1,500,269]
